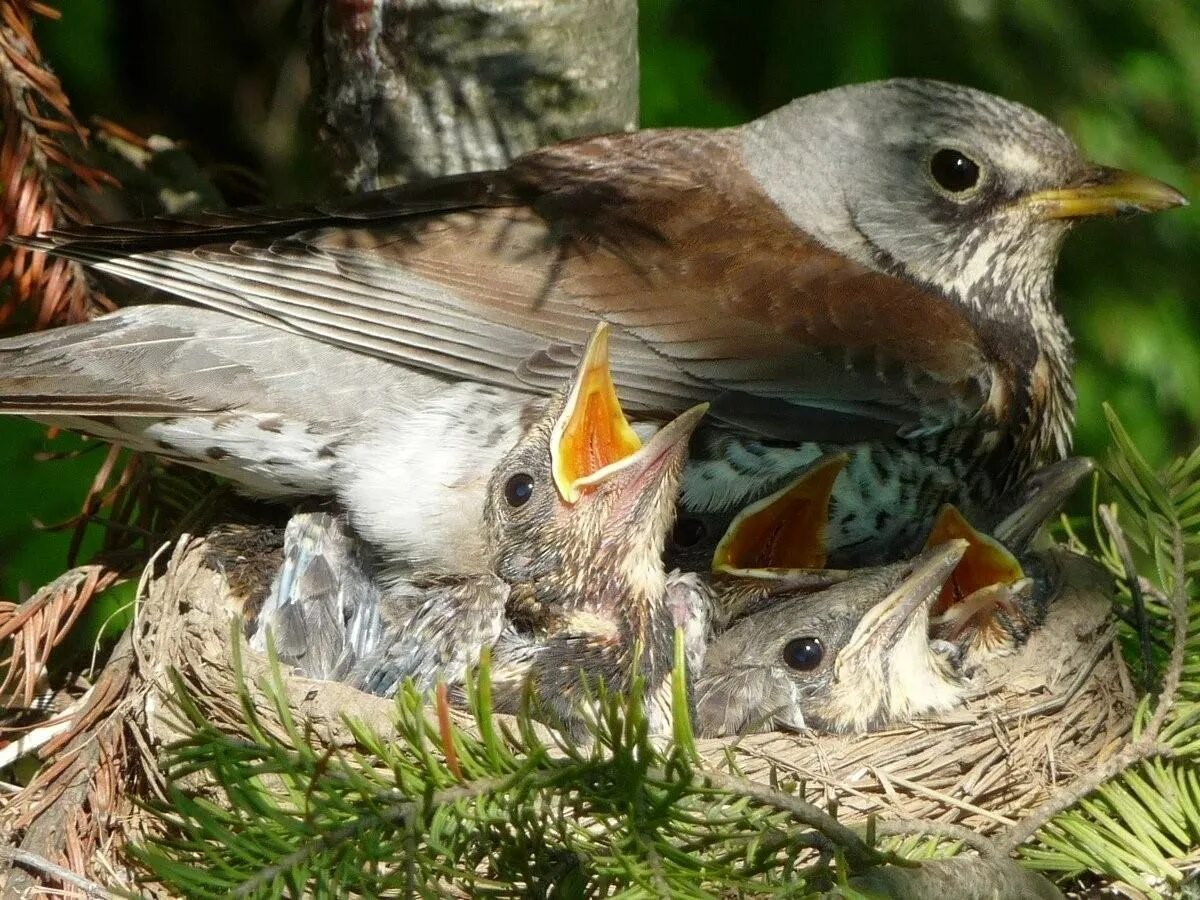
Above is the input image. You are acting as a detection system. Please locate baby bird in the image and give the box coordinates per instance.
[695,542,969,737]
[697,450,1092,661]
[247,511,385,681]
[465,324,710,735]
[251,323,710,737]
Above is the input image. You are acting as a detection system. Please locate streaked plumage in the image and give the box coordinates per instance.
[249,325,710,736]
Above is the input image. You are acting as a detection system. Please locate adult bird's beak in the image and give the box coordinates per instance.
[551,322,644,502]
[1024,165,1187,220]
[836,541,968,670]
[993,457,1095,551]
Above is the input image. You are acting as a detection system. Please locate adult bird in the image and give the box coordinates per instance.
[4,78,1185,569]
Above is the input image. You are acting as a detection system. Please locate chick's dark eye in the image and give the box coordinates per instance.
[782,637,824,671]
[504,473,534,508]
[671,517,707,549]
[930,148,980,193]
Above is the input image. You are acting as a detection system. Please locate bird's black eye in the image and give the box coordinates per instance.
[671,517,707,549]
[930,148,981,193]
[782,637,824,671]
[504,473,534,508]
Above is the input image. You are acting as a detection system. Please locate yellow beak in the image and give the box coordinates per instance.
[1023,166,1187,220]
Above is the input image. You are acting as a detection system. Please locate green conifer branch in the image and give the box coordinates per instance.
[129,632,889,897]
[1010,406,1200,897]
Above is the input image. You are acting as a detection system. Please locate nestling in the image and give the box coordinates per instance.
[695,543,969,737]
[248,324,710,738]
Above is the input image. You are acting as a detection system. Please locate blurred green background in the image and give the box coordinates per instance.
[2,0,1198,597]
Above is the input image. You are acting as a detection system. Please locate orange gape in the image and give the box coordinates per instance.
[551,324,645,502]
[923,505,1024,616]
[712,455,848,571]
[565,389,642,484]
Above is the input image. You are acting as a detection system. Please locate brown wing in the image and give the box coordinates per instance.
[15,129,997,442]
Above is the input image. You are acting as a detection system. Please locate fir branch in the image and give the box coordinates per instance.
[229,774,518,897]
[1101,503,1154,692]
[695,768,880,869]
[1004,409,1200,895]
[1144,525,1187,741]
[872,817,999,857]
[1001,741,1180,853]
[129,640,881,897]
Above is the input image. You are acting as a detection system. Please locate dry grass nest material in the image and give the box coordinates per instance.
[709,550,1124,835]
[0,536,1122,893]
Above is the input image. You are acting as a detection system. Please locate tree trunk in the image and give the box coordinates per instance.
[314,0,639,189]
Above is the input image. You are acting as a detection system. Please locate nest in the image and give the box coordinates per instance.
[703,550,1127,836]
[0,535,1125,894]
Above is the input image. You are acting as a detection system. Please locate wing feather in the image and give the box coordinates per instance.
[15,129,997,443]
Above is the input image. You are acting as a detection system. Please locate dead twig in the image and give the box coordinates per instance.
[0,846,112,898]
[1100,504,1153,692]
[0,0,115,326]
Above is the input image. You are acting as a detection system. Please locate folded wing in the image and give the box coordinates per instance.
[15,130,997,443]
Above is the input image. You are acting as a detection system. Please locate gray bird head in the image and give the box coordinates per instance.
[739,78,1185,325]
[695,541,969,737]
[484,323,708,628]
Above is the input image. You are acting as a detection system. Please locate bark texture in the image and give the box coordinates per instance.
[314,0,639,189]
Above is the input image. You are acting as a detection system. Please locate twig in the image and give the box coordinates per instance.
[230,774,517,896]
[1145,524,1187,739]
[697,768,881,868]
[0,686,94,769]
[869,770,1016,826]
[435,681,463,780]
[1100,505,1152,692]
[0,846,113,898]
[643,844,672,899]
[999,740,1178,852]
[872,817,1000,857]
[989,625,1116,724]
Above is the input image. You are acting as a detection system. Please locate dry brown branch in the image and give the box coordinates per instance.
[0,846,112,898]
[0,0,115,326]
[0,566,119,706]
